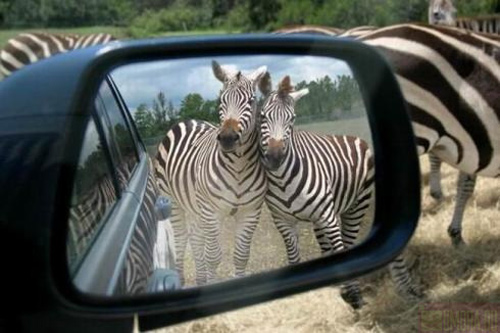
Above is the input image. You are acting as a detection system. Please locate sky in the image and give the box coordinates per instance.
[110,54,354,112]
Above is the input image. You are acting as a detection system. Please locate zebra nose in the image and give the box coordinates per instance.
[217,131,239,150]
[264,147,285,170]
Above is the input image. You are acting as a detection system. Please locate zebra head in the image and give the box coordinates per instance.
[428,0,457,26]
[259,75,309,171]
[212,60,269,153]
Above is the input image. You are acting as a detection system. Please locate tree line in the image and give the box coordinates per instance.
[1,0,498,34]
[134,74,362,139]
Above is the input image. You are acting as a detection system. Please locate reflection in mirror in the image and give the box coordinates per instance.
[68,54,382,303]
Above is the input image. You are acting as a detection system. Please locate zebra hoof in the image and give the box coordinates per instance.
[448,228,466,247]
[430,190,443,201]
[340,289,366,310]
[406,285,425,300]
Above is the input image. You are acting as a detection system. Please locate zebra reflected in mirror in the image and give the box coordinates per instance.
[0,32,116,78]
[155,61,269,286]
[258,75,422,309]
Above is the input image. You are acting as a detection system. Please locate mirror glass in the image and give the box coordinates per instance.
[67,54,374,297]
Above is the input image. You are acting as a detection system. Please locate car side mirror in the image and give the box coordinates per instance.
[0,35,420,332]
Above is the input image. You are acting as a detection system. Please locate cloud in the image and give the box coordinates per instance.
[110,55,354,112]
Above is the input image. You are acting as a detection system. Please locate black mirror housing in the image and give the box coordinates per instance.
[0,34,420,332]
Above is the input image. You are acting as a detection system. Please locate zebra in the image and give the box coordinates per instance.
[428,0,500,202]
[428,0,500,35]
[0,32,116,78]
[353,23,500,246]
[278,22,500,246]
[428,0,457,27]
[155,61,269,285]
[258,75,421,309]
[429,0,500,35]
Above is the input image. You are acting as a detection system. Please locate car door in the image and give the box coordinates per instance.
[67,76,175,296]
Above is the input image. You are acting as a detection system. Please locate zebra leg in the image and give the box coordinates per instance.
[233,210,261,278]
[428,152,444,200]
[315,213,365,310]
[388,254,424,299]
[448,172,477,247]
[200,211,223,284]
[189,219,208,286]
[169,203,188,286]
[274,217,301,265]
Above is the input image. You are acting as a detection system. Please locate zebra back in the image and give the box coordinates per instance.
[273,25,344,36]
[0,32,116,78]
[358,23,500,177]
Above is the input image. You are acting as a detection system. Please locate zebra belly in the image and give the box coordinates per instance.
[202,186,267,218]
[266,189,343,224]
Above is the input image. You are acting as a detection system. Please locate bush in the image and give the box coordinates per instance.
[218,4,251,31]
[128,6,212,38]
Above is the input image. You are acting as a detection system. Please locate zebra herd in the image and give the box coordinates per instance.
[2,0,500,309]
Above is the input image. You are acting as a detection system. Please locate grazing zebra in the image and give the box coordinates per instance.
[0,32,116,78]
[354,23,500,246]
[258,75,421,309]
[155,61,269,285]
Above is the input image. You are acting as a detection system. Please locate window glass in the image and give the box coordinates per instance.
[95,80,139,190]
[67,116,117,274]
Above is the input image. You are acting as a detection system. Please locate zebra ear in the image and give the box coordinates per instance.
[258,72,272,96]
[248,66,268,87]
[289,88,309,102]
[212,60,228,82]
[212,60,239,82]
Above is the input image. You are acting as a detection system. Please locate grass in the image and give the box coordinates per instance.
[150,119,500,333]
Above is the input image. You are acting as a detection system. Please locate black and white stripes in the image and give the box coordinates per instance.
[155,61,269,285]
[258,75,421,308]
[0,32,115,77]
[357,23,500,244]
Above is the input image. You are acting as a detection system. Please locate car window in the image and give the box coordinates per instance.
[95,80,139,190]
[67,116,117,275]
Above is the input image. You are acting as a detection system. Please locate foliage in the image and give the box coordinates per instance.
[134,91,219,139]
[1,0,499,31]
[128,5,212,37]
[295,74,363,123]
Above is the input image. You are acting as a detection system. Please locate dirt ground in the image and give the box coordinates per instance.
[156,155,500,333]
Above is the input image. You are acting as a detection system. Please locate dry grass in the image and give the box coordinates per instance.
[154,155,500,333]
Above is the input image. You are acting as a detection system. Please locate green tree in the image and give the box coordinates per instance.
[179,93,218,123]
[248,0,281,30]
[134,103,155,138]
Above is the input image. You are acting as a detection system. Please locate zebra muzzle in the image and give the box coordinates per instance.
[263,147,285,171]
[217,130,240,152]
